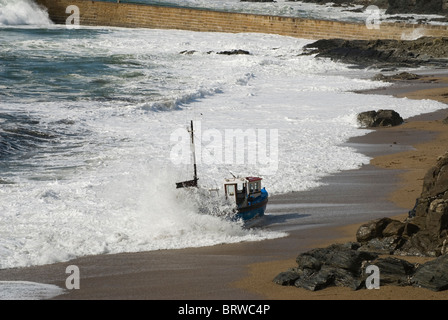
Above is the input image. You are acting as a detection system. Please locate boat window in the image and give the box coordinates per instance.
[226,184,235,196]
[249,182,260,194]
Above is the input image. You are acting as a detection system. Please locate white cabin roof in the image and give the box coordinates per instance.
[223,177,262,184]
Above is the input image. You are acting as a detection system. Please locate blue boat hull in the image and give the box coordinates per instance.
[234,189,268,222]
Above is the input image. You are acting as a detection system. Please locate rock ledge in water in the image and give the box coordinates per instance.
[357,109,404,128]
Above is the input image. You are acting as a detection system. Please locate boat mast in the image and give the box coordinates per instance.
[189,120,198,184]
[175,120,198,188]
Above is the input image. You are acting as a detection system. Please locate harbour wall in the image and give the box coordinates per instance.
[35,0,448,40]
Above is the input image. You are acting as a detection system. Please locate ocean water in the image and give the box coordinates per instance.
[0,0,447,275]
[101,0,371,22]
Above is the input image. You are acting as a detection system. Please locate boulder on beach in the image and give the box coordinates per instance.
[373,72,421,82]
[273,242,448,291]
[273,241,448,291]
[357,109,404,128]
[273,243,377,291]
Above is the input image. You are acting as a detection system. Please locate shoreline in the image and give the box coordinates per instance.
[1,73,448,300]
[234,74,448,300]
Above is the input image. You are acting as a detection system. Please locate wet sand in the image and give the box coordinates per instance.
[235,74,448,300]
[1,73,448,300]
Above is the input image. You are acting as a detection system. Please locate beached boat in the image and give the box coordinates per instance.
[175,121,268,222]
[222,176,268,221]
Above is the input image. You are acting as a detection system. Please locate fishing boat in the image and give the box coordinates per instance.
[223,176,268,221]
[175,121,268,222]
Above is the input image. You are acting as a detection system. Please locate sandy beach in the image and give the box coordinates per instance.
[1,73,448,301]
[235,74,448,300]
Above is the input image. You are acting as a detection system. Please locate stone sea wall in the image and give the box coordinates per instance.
[35,0,448,40]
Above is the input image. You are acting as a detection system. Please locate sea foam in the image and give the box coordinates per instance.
[0,0,53,26]
[0,24,446,270]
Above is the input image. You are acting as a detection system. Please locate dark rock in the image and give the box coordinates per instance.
[402,222,420,238]
[273,270,301,286]
[355,217,421,255]
[364,257,415,286]
[421,152,448,199]
[296,243,376,273]
[294,266,335,291]
[386,0,416,14]
[294,265,364,291]
[179,50,196,54]
[302,37,448,69]
[412,254,448,291]
[356,217,394,242]
[293,0,447,15]
[358,235,405,254]
[396,230,441,257]
[286,243,378,291]
[295,252,322,270]
[425,199,448,235]
[324,246,376,272]
[274,242,448,291]
[373,72,421,82]
[382,220,406,237]
[179,50,197,55]
[332,267,365,290]
[295,0,389,9]
[387,0,444,14]
[396,152,448,256]
[217,49,250,55]
[414,0,444,14]
[357,109,404,128]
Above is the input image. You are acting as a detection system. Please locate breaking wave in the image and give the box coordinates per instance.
[0,0,52,26]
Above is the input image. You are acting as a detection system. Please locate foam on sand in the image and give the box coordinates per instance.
[0,281,65,300]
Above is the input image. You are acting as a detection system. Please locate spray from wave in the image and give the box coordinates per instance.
[0,0,52,26]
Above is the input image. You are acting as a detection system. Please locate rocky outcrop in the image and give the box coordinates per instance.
[302,37,448,69]
[292,0,447,14]
[412,254,448,291]
[274,241,448,291]
[180,49,251,55]
[290,0,389,9]
[404,152,448,255]
[274,152,448,292]
[217,49,251,55]
[355,152,448,257]
[273,243,377,291]
[386,0,446,14]
[357,109,404,128]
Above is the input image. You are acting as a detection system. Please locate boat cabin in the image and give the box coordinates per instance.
[224,177,263,206]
